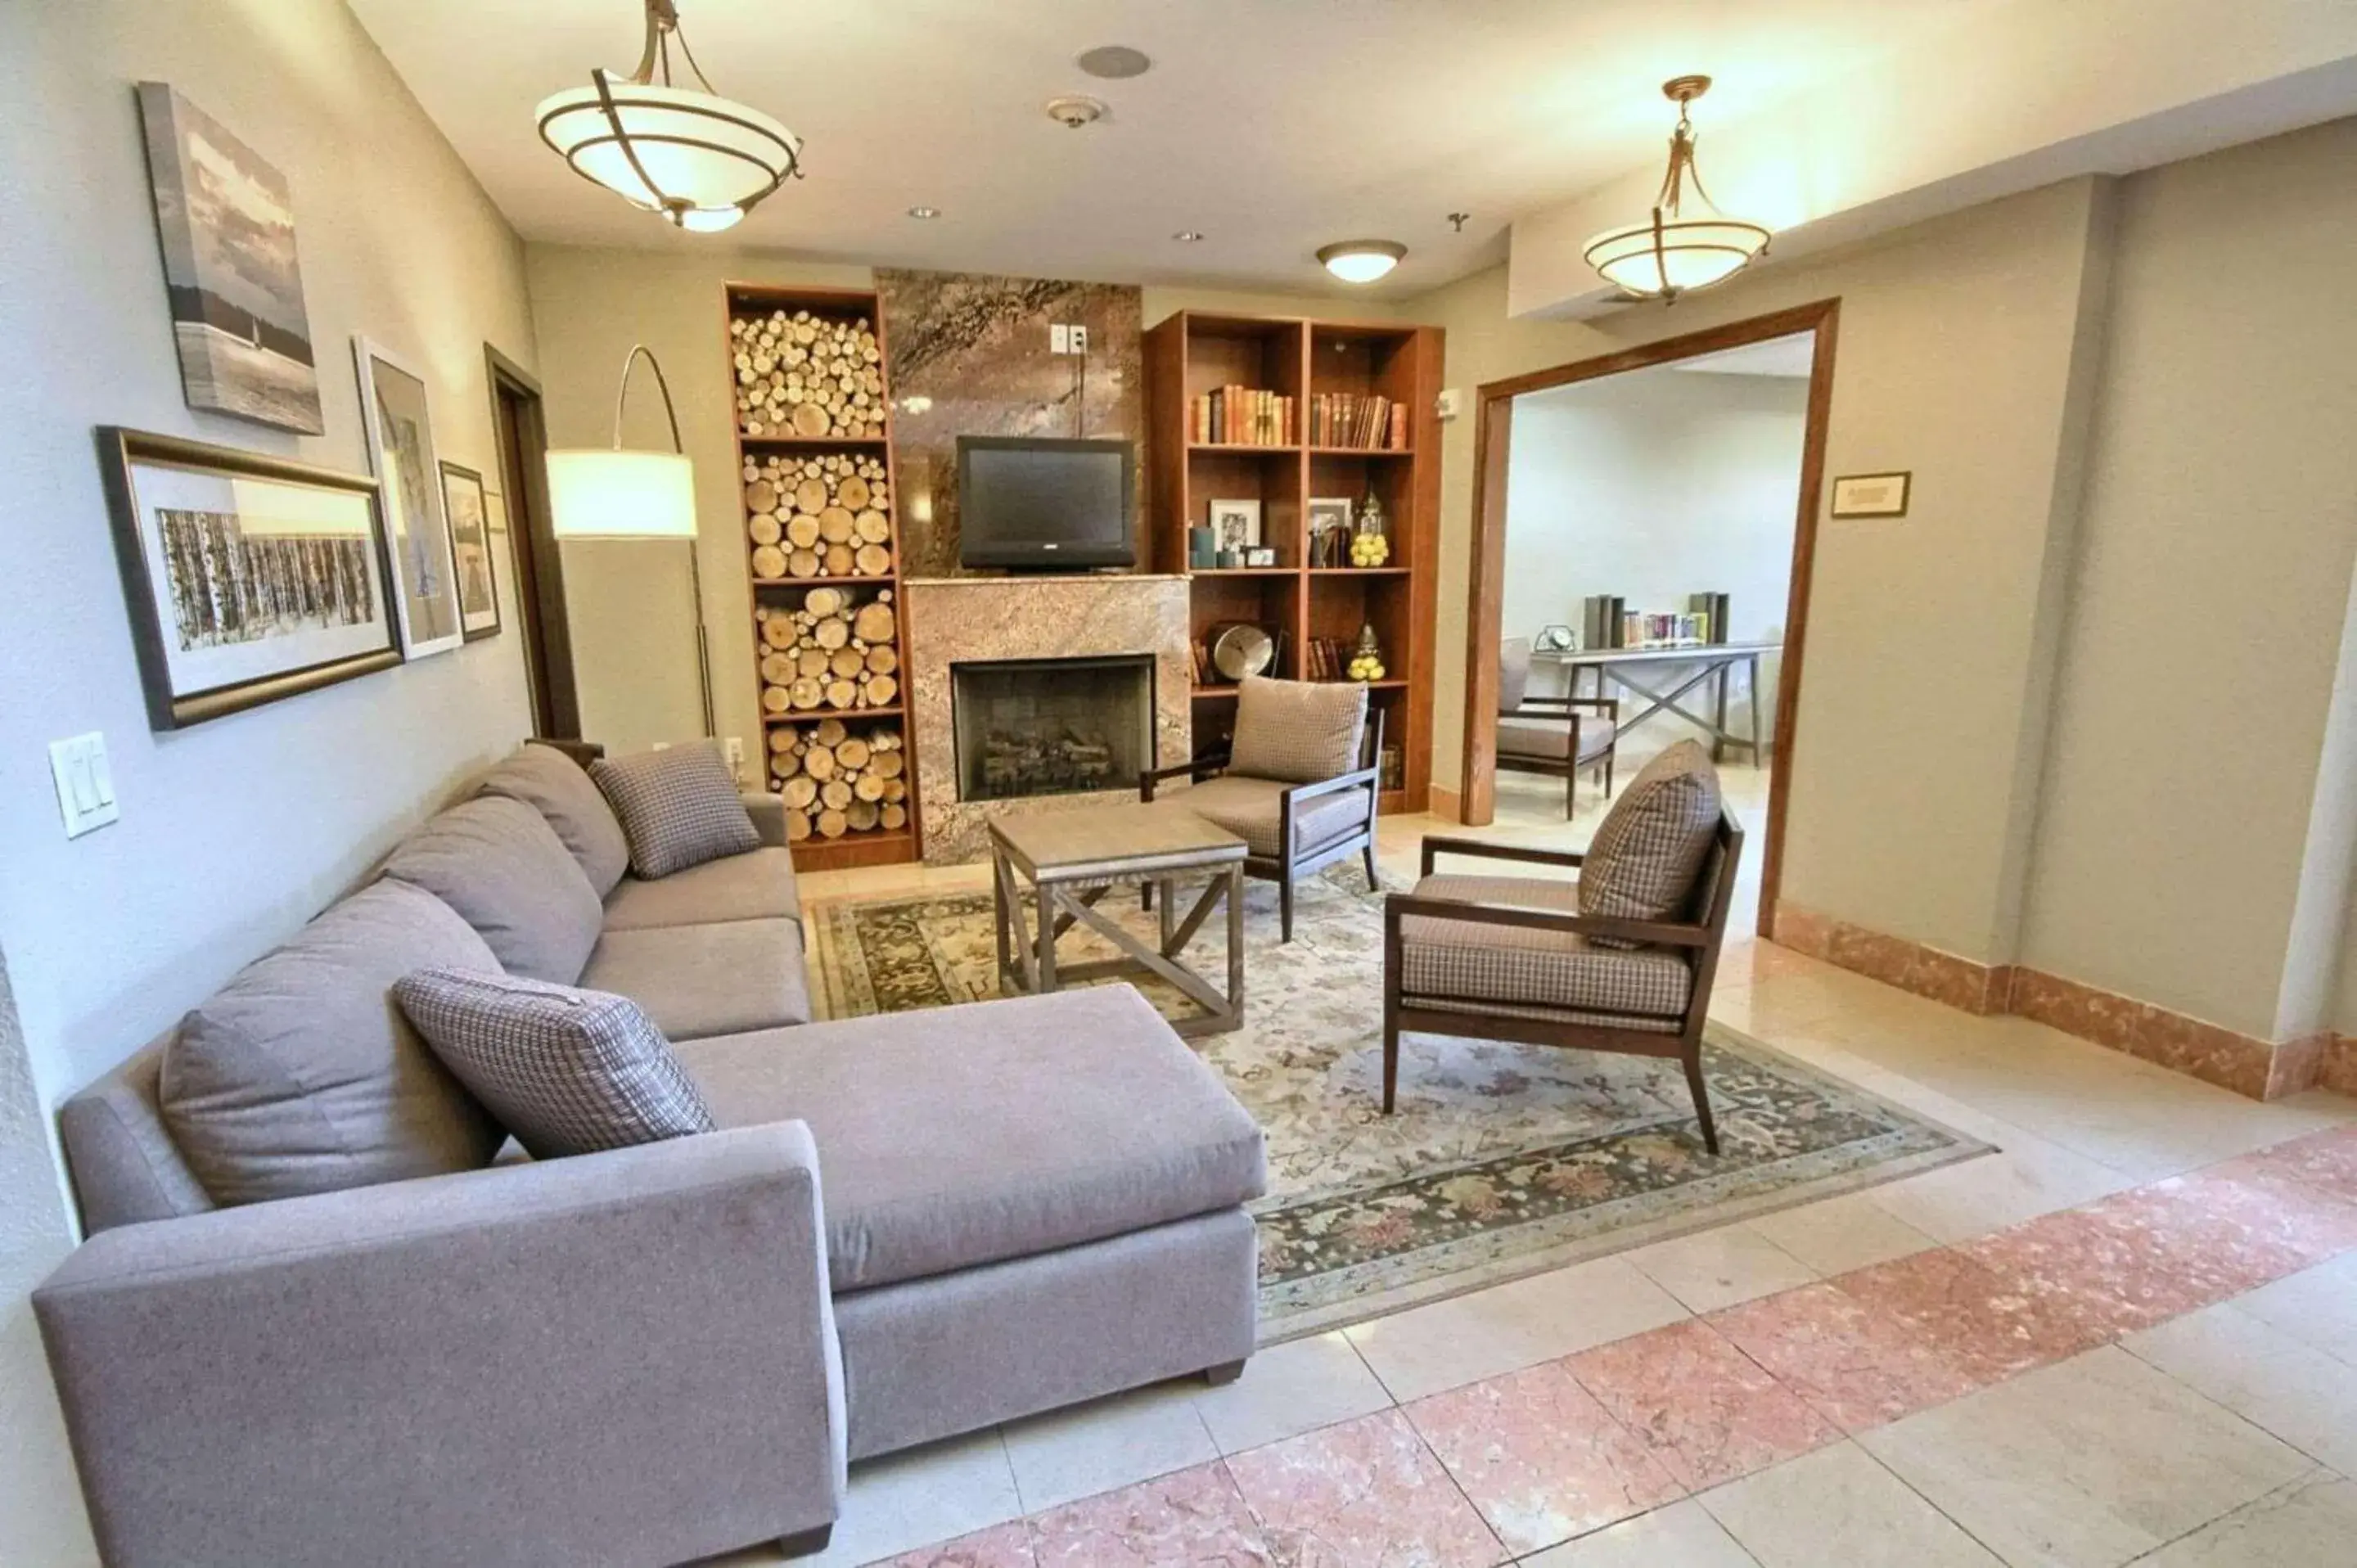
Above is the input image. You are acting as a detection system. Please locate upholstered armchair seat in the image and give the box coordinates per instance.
[1496,714,1616,765]
[1495,636,1619,817]
[1398,873,1692,1025]
[1177,776,1373,860]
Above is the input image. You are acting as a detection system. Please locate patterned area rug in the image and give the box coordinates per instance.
[806,866,1988,1340]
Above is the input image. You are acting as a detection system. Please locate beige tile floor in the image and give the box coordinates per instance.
[747,785,2357,1568]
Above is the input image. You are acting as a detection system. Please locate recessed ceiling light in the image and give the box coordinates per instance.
[1173,230,1205,243]
[1076,45,1151,79]
[1317,240,1406,284]
[907,205,940,219]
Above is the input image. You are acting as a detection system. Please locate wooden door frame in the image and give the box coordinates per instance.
[484,345,582,740]
[1459,298,1840,938]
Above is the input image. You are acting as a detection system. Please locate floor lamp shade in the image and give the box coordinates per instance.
[546,448,697,538]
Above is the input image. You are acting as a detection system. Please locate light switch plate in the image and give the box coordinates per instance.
[49,732,119,839]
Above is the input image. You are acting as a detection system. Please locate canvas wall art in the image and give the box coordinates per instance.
[134,83,324,435]
[355,338,463,658]
[439,461,501,641]
[97,428,398,728]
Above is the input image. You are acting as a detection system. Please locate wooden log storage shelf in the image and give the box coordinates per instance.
[728,283,921,870]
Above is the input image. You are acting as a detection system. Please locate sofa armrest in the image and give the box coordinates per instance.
[744,789,790,847]
[37,1125,843,1568]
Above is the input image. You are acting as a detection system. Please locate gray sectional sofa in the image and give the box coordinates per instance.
[36,741,1265,1568]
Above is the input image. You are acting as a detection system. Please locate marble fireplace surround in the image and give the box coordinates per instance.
[905,574,1192,864]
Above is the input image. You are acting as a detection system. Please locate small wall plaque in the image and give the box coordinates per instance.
[1831,471,1910,518]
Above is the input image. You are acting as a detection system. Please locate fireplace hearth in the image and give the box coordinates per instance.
[953,655,1156,804]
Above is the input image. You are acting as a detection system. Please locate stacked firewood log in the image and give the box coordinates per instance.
[755,587,899,716]
[742,452,892,581]
[767,718,907,840]
[730,310,885,439]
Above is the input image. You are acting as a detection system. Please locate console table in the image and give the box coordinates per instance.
[1535,642,1778,763]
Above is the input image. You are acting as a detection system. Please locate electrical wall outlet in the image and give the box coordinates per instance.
[723,736,746,781]
[1067,324,1088,354]
[48,731,119,840]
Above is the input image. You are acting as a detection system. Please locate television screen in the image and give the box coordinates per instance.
[958,437,1134,570]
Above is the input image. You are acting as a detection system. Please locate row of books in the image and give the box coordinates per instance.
[1580,593,1731,651]
[1300,637,1365,682]
[1190,386,1295,447]
[1309,393,1408,451]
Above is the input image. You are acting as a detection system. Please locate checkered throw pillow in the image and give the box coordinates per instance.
[392,967,715,1159]
[590,741,759,880]
[1579,740,1722,948]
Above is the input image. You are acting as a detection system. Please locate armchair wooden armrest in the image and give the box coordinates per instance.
[1419,836,1587,876]
[1140,750,1231,801]
[1284,762,1382,811]
[1385,890,1710,949]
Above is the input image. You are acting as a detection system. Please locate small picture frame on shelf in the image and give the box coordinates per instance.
[1244,547,1278,569]
[1207,498,1262,556]
[1307,496,1352,568]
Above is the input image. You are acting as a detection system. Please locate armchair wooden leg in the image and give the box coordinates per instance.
[1142,883,1154,912]
[1382,998,1400,1114]
[1362,842,1379,890]
[1566,768,1578,819]
[1683,1048,1719,1156]
[1280,874,1296,944]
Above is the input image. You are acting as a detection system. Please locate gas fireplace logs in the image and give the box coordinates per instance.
[730,310,886,439]
[754,586,900,716]
[767,719,908,840]
[742,451,894,580]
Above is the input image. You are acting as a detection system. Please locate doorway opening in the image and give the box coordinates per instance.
[1460,300,1837,938]
[485,345,579,740]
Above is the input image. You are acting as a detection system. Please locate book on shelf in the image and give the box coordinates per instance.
[1190,385,1295,447]
[1309,392,1408,450]
[1191,640,1211,685]
[1687,592,1730,646]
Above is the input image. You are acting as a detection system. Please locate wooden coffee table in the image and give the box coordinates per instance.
[989,803,1248,1037]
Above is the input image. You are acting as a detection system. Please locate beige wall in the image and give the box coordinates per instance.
[1422,180,2116,962]
[522,246,1409,758]
[2021,119,2357,1039]
[0,0,542,1558]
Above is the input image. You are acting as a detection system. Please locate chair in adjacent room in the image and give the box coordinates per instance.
[1142,674,1381,943]
[1494,636,1618,818]
[1381,741,1742,1151]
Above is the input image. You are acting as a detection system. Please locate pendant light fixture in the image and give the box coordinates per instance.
[536,0,801,235]
[1583,76,1769,301]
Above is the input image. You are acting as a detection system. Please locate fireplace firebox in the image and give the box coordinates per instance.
[952,655,1156,803]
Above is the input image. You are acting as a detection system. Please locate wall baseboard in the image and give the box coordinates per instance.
[1769,903,2326,1102]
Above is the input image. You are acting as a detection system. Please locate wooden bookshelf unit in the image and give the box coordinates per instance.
[723,282,921,872]
[1143,312,1442,813]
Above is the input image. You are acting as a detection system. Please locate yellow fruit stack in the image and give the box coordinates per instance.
[1350,531,1390,567]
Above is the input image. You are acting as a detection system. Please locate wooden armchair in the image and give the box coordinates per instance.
[1496,636,1618,818]
[1382,801,1743,1152]
[1144,677,1383,943]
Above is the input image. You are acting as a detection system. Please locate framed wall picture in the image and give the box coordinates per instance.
[134,83,325,435]
[1207,498,1263,556]
[439,462,501,642]
[355,337,463,658]
[1830,471,1911,518]
[96,427,399,729]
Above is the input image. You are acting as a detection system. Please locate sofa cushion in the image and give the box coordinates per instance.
[382,796,604,984]
[475,743,631,897]
[392,968,715,1158]
[1177,774,1371,859]
[602,847,803,931]
[1579,740,1722,948]
[1226,675,1367,784]
[675,986,1266,1291]
[159,880,507,1206]
[592,742,761,880]
[1402,873,1692,1020]
[579,919,811,1040]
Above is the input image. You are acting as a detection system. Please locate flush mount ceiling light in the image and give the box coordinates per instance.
[1173,229,1205,242]
[908,205,940,219]
[1076,45,1151,79]
[1583,75,1769,301]
[536,0,801,234]
[1317,240,1406,284]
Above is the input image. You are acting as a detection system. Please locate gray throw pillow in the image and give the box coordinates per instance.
[382,796,606,984]
[392,968,716,1159]
[1579,740,1723,948]
[476,743,631,896]
[591,742,759,880]
[160,880,507,1206]
[1227,676,1368,784]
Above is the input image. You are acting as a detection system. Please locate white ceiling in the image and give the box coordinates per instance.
[1671,335,1817,377]
[347,0,1987,297]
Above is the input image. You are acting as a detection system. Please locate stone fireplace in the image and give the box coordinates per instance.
[953,655,1156,804]
[905,575,1192,863]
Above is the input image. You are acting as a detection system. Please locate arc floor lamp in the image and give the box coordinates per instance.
[543,345,716,737]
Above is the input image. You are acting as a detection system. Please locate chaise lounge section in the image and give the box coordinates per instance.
[38,741,1265,1567]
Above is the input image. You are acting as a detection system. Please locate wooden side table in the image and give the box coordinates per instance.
[989,803,1249,1037]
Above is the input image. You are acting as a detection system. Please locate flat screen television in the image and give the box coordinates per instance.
[958,436,1135,570]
